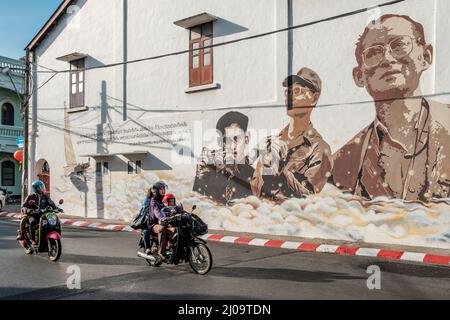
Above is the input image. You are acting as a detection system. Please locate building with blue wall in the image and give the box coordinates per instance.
[0,56,25,197]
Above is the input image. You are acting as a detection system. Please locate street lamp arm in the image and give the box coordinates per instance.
[1,66,24,104]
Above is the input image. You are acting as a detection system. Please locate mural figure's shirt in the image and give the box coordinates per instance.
[250,123,333,201]
[332,98,450,202]
[193,150,254,205]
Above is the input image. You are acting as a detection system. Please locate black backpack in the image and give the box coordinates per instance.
[190,214,208,236]
[130,205,149,230]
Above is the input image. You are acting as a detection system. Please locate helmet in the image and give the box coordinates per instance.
[151,181,167,197]
[162,193,176,205]
[32,180,46,195]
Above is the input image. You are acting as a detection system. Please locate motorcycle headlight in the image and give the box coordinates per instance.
[47,215,58,226]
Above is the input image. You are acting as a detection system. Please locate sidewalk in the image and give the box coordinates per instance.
[2,206,449,266]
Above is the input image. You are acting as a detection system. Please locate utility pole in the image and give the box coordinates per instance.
[21,49,31,203]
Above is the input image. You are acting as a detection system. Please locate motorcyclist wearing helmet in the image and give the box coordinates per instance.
[160,193,184,218]
[160,193,185,249]
[17,180,60,243]
[146,181,169,260]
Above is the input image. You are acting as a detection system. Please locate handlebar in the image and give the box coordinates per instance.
[43,207,64,213]
[163,212,192,225]
[26,206,64,215]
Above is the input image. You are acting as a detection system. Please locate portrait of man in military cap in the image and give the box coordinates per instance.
[193,111,254,205]
[331,14,450,202]
[250,67,333,203]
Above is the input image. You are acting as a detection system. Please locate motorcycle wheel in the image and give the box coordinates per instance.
[23,234,34,255]
[48,239,62,262]
[189,243,212,275]
[24,245,34,255]
[144,249,163,267]
[146,258,163,267]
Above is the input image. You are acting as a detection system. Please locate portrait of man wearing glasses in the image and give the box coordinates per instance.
[193,111,254,205]
[250,67,333,203]
[331,14,450,202]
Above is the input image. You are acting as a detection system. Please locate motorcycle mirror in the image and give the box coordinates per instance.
[192,205,197,211]
[59,199,64,205]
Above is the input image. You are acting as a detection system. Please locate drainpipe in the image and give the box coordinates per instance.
[288,0,293,76]
[123,0,128,121]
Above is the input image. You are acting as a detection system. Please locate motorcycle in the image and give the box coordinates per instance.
[18,199,65,262]
[137,205,213,275]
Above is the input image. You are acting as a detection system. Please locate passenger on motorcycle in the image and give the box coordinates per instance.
[147,181,170,260]
[161,193,184,217]
[140,187,153,254]
[17,180,61,244]
[161,193,185,249]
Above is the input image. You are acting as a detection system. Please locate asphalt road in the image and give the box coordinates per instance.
[0,219,449,300]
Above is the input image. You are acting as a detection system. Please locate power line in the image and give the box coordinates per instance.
[27,90,450,114]
[32,0,406,74]
[22,72,62,107]
[35,72,60,93]
[36,63,59,73]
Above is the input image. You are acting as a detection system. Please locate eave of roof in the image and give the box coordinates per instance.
[25,0,74,51]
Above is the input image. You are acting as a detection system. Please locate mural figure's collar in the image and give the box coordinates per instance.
[373,98,430,158]
[279,122,316,148]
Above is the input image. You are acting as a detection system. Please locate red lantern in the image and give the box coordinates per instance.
[14,150,23,162]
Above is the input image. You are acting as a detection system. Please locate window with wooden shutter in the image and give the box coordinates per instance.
[69,58,85,108]
[189,22,213,87]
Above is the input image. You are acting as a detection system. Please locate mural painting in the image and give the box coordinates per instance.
[187,14,449,249]
[194,15,449,205]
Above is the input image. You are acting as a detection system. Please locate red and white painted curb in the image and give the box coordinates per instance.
[0,211,135,232]
[1,211,449,267]
[0,212,21,219]
[200,234,450,267]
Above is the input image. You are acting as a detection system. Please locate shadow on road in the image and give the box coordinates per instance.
[0,270,251,300]
[359,261,450,278]
[209,266,365,283]
[63,232,118,239]
[60,253,144,266]
[0,238,19,250]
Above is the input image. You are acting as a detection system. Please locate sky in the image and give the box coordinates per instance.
[0,0,62,59]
